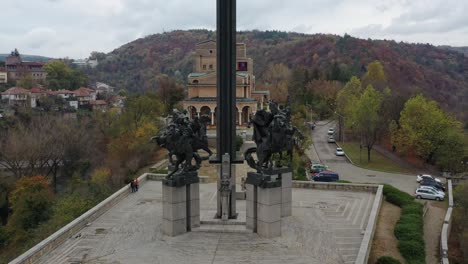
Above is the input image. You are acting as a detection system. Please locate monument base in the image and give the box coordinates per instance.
[246,168,291,239]
[162,171,200,236]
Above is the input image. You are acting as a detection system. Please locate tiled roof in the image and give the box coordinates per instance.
[1,87,30,95]
[54,89,74,94]
[73,87,95,97]
[90,100,107,105]
[30,87,47,94]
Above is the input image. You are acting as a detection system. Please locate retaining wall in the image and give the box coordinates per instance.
[440,180,453,264]
[10,173,149,264]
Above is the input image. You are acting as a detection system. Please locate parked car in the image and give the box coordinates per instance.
[415,187,444,201]
[420,179,446,191]
[416,174,441,183]
[313,170,339,182]
[327,136,335,143]
[310,163,328,174]
[335,147,345,156]
[418,185,445,196]
[327,128,334,135]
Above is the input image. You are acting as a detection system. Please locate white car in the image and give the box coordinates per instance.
[327,128,334,135]
[416,174,441,183]
[335,147,345,156]
[327,136,335,143]
[418,185,445,197]
[415,187,444,201]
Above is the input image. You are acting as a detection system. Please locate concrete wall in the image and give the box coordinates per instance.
[9,173,149,264]
[440,180,453,264]
[145,173,209,183]
[292,180,379,193]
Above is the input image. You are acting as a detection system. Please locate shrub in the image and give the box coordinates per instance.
[376,256,401,264]
[394,223,423,243]
[0,225,8,247]
[401,203,423,215]
[384,185,425,264]
[385,192,413,207]
[398,240,425,263]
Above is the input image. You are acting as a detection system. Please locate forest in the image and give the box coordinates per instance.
[85,30,468,123]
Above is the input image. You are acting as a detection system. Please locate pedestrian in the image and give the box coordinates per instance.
[134,178,139,192]
[130,180,135,193]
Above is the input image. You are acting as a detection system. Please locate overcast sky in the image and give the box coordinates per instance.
[1,0,467,59]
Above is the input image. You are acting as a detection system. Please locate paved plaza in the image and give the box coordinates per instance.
[38,181,376,264]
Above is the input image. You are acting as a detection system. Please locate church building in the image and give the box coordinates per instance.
[182,40,269,126]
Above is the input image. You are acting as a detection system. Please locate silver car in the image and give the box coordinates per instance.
[418,185,445,196]
[415,188,444,201]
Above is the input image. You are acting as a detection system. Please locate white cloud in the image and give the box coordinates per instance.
[0,0,467,58]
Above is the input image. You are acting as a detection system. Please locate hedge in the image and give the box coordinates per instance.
[383,184,425,264]
[376,256,401,264]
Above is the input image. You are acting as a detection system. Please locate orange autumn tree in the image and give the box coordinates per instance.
[7,176,54,237]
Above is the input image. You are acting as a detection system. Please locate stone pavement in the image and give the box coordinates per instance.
[37,181,376,264]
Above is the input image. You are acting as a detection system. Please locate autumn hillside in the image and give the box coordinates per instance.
[85,30,468,122]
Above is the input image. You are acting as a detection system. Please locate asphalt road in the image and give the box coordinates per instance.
[308,121,419,195]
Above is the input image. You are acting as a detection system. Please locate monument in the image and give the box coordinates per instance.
[151,110,212,236]
[153,0,300,237]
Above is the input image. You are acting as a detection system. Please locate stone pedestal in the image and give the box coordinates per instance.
[281,171,292,217]
[162,172,200,236]
[245,170,283,238]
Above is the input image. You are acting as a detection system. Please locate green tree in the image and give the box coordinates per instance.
[263,63,290,103]
[350,85,384,161]
[156,75,185,114]
[395,95,464,170]
[336,76,362,121]
[7,176,54,240]
[16,75,34,89]
[362,60,387,91]
[44,60,87,90]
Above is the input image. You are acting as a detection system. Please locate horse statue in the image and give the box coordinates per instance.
[151,110,212,179]
[245,100,300,172]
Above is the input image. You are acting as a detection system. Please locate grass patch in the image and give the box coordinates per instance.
[336,180,352,183]
[149,168,168,174]
[383,184,425,264]
[340,142,415,174]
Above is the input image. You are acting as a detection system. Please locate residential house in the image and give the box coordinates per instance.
[53,89,78,109]
[0,68,7,84]
[1,87,30,106]
[89,100,107,111]
[30,87,48,108]
[95,82,115,94]
[73,87,97,108]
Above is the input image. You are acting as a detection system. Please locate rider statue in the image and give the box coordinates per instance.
[151,109,212,179]
[245,99,302,172]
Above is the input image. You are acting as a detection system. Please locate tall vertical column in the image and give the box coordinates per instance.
[213,0,238,219]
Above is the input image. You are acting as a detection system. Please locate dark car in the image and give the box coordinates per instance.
[313,171,339,182]
[420,179,446,191]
